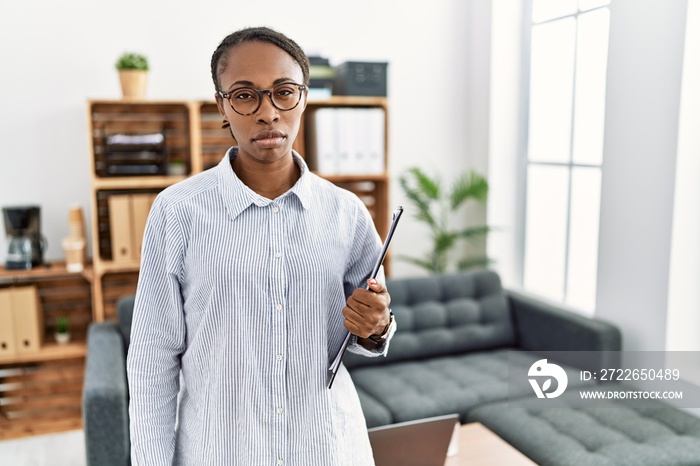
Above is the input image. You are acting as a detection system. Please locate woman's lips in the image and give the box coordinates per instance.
[253,137,285,149]
[253,130,286,149]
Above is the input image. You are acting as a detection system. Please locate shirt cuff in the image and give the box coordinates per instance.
[346,312,397,358]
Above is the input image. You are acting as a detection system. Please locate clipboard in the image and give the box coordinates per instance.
[327,206,404,388]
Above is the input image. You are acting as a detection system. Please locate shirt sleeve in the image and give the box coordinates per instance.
[126,195,187,466]
[343,201,395,358]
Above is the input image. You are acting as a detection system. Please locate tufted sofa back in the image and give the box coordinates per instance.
[344,269,516,369]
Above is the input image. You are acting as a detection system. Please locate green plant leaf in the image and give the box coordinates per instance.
[428,251,448,274]
[456,226,492,241]
[450,171,488,209]
[408,167,440,200]
[457,256,494,270]
[56,316,70,334]
[399,174,436,228]
[434,231,458,253]
[116,52,149,71]
[395,254,440,273]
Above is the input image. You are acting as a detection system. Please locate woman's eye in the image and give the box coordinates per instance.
[235,92,254,100]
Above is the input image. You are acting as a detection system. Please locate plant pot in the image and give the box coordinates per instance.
[55,332,71,345]
[167,162,187,176]
[119,70,148,100]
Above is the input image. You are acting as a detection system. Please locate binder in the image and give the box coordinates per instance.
[336,108,386,175]
[311,108,339,175]
[11,286,43,354]
[109,195,133,262]
[366,108,386,174]
[0,290,17,358]
[130,194,152,261]
[336,108,358,175]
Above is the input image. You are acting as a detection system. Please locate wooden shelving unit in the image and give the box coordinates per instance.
[0,262,92,440]
[87,97,391,321]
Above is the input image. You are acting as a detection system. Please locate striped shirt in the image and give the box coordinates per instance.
[127,148,394,466]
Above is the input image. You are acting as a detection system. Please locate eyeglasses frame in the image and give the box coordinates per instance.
[218,82,308,116]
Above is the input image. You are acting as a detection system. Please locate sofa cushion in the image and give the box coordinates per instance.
[355,387,394,428]
[351,348,591,425]
[344,270,516,369]
[468,393,700,466]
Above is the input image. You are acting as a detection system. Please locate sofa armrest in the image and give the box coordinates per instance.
[82,322,130,466]
[507,289,622,371]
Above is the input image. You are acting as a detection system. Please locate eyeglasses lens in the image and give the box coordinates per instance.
[229,84,302,114]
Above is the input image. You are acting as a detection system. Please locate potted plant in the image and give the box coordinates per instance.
[115,52,149,100]
[398,167,493,274]
[55,316,71,345]
[167,160,187,176]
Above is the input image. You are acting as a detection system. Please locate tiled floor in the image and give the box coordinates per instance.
[0,430,86,466]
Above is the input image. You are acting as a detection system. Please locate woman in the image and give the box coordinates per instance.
[127,26,395,466]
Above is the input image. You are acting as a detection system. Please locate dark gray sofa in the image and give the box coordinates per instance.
[345,270,620,427]
[82,295,133,466]
[82,269,700,466]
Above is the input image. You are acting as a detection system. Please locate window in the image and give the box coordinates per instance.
[522,0,611,313]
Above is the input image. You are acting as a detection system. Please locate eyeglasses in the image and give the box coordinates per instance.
[218,82,307,116]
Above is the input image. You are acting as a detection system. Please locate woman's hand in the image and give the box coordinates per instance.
[342,278,391,340]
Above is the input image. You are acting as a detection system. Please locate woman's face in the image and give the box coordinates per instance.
[216,41,306,165]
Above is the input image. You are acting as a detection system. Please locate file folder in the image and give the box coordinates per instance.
[109,195,133,262]
[11,286,43,354]
[0,290,17,358]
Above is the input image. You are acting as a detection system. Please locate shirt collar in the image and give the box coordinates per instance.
[217,147,313,220]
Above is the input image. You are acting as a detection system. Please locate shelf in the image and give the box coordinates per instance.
[94,260,140,275]
[313,173,389,182]
[0,342,86,365]
[307,96,388,107]
[89,98,193,105]
[0,262,92,285]
[93,175,186,190]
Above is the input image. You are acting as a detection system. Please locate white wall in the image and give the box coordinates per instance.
[595,0,688,351]
[666,0,700,352]
[0,0,491,277]
[487,0,525,290]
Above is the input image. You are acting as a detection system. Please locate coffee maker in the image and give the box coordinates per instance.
[3,205,46,270]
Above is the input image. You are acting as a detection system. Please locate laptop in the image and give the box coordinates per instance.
[368,414,460,466]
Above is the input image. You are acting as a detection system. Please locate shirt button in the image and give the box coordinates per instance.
[274,251,281,259]
[277,460,284,466]
[276,354,283,361]
[276,303,283,311]
[277,407,284,414]
[272,206,280,213]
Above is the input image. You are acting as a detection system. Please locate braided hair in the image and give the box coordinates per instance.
[210,26,310,91]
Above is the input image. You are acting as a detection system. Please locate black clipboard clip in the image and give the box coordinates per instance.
[327,206,404,388]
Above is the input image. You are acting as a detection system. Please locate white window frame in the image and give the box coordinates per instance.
[517,0,611,313]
